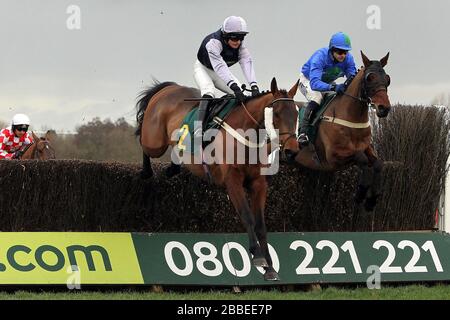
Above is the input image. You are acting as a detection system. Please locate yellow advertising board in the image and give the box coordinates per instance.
[0,233,143,284]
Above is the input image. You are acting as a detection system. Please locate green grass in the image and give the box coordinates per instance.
[1,284,450,300]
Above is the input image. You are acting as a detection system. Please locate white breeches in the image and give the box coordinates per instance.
[193,59,242,98]
[299,72,324,104]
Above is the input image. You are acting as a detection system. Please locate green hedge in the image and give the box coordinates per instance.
[0,105,448,232]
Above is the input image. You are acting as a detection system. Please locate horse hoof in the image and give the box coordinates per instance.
[140,170,153,180]
[264,270,280,281]
[252,257,268,268]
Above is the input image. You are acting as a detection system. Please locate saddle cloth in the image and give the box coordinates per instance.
[177,95,238,154]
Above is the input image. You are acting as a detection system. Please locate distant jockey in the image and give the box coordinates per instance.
[0,113,33,159]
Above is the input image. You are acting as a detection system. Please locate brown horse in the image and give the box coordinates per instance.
[135,78,299,281]
[295,51,391,211]
[19,131,56,160]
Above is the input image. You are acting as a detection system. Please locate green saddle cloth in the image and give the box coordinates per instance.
[298,93,337,143]
[176,97,237,154]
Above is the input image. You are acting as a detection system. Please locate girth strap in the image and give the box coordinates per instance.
[321,116,370,129]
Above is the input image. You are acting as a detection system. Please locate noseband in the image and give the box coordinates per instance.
[263,98,298,151]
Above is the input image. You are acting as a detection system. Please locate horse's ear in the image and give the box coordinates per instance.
[45,129,57,142]
[270,77,279,94]
[380,52,390,67]
[288,79,300,98]
[32,131,39,141]
[361,51,371,67]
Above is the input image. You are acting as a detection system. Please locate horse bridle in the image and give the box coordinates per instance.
[341,65,390,110]
[239,97,298,150]
[263,97,298,150]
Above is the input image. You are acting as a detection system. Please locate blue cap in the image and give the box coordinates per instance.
[329,32,352,51]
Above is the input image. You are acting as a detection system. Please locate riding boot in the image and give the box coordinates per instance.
[194,94,212,141]
[298,100,320,147]
[194,94,213,138]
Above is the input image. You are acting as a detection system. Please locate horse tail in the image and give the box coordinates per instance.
[135,80,177,137]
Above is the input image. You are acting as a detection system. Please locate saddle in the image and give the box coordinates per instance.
[298,93,337,143]
[177,94,238,154]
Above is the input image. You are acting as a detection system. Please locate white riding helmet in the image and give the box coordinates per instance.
[12,113,31,126]
[221,16,248,35]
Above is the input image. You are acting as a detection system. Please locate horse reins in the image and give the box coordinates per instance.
[18,139,53,159]
[17,140,35,159]
[239,102,260,127]
[263,98,298,150]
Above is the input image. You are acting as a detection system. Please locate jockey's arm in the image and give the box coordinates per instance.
[0,136,13,160]
[23,132,33,146]
[309,61,333,92]
[0,150,14,160]
[238,44,257,88]
[344,53,357,79]
[206,39,236,88]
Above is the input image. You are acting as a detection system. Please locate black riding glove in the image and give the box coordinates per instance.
[251,85,260,97]
[12,150,23,159]
[230,83,245,103]
[330,83,346,95]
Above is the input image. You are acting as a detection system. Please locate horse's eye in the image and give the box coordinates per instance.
[366,73,376,82]
[385,74,391,87]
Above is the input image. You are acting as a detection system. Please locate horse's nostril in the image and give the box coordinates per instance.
[284,149,298,162]
[377,106,390,118]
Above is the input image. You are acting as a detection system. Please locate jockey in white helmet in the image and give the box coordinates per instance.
[193,16,259,140]
[0,114,33,159]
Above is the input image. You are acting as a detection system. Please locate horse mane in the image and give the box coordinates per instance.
[135,80,177,137]
[242,90,274,103]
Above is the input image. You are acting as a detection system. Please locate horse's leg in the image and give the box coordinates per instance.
[354,151,372,204]
[225,171,267,267]
[250,176,280,281]
[364,145,383,211]
[140,152,153,179]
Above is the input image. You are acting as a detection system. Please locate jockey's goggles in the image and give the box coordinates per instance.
[226,34,245,41]
[333,48,348,55]
[15,125,29,132]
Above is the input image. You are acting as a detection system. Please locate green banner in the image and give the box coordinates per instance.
[133,232,450,285]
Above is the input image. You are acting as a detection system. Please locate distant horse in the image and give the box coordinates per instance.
[295,51,391,211]
[135,78,299,281]
[20,131,56,160]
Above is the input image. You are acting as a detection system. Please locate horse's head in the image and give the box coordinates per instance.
[268,77,300,164]
[361,51,391,118]
[31,132,56,160]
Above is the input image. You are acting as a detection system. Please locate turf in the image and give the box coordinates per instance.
[1,284,450,300]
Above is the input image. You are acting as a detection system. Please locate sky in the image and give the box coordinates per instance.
[0,0,449,132]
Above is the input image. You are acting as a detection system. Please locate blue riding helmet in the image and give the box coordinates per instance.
[329,32,352,51]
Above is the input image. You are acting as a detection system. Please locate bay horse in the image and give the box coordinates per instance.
[19,132,56,160]
[135,78,299,281]
[295,51,391,211]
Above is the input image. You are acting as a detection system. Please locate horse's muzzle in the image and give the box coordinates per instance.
[376,105,390,118]
[282,149,298,164]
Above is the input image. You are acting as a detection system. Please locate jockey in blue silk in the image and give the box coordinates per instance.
[297,32,357,147]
